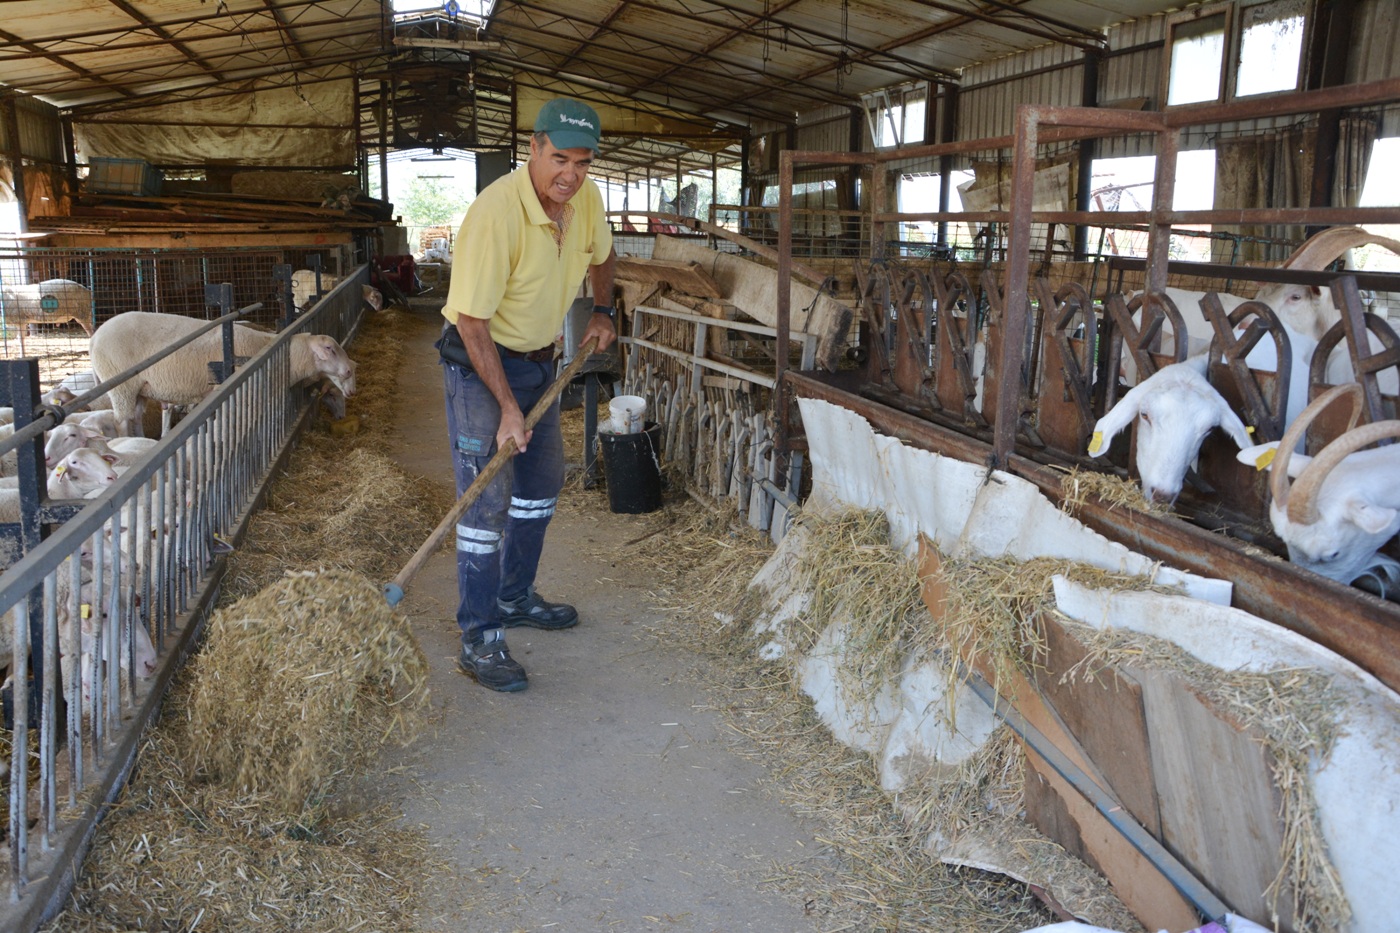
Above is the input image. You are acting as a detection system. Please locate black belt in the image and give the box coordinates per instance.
[436,327,555,367]
[497,343,556,362]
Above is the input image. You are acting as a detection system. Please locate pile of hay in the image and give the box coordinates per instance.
[177,569,429,815]
[1059,465,1171,517]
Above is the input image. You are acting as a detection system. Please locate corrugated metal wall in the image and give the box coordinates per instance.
[1350,0,1400,136]
[3,97,64,165]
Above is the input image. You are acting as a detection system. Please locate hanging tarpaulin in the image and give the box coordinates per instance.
[73,78,356,169]
[958,158,1073,213]
[516,78,738,153]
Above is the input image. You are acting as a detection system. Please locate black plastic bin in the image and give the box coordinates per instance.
[598,421,663,514]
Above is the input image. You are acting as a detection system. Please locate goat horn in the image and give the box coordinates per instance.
[1281,225,1400,271]
[1270,383,1363,517]
[1287,419,1400,525]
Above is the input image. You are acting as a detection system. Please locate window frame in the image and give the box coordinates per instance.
[1161,0,1312,109]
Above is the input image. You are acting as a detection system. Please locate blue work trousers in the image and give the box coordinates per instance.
[442,355,564,645]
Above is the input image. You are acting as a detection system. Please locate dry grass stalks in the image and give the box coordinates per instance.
[649,504,1065,931]
[1058,465,1171,517]
[1067,623,1349,933]
[178,569,429,815]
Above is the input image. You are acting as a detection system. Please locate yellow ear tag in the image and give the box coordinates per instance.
[1255,448,1276,472]
[1247,426,1255,434]
[54,465,66,476]
[1088,431,1105,455]
[80,603,91,619]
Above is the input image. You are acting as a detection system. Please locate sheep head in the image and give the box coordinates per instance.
[1089,357,1253,505]
[307,335,356,397]
[1263,382,1400,582]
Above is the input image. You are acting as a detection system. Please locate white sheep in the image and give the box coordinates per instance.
[0,558,158,711]
[1237,383,1400,587]
[47,447,120,499]
[88,311,356,436]
[44,422,156,469]
[0,279,94,353]
[292,269,342,312]
[1087,355,1253,505]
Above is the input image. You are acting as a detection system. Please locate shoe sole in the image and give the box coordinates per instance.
[500,614,578,630]
[456,659,528,692]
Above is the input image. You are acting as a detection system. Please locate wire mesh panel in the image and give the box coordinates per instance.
[0,246,344,388]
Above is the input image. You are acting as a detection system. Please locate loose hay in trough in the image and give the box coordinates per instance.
[1058,465,1171,517]
[648,504,1073,932]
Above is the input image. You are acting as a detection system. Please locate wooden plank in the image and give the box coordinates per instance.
[616,256,723,298]
[651,235,852,371]
[1032,615,1162,837]
[916,539,1199,931]
[1136,668,1294,932]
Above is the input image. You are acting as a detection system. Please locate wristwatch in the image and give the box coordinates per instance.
[593,304,616,319]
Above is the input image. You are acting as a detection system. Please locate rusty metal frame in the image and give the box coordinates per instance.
[770,75,1400,691]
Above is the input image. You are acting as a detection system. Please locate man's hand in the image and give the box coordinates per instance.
[497,405,531,455]
[582,312,617,353]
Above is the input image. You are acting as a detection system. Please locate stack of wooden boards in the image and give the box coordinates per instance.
[615,235,852,373]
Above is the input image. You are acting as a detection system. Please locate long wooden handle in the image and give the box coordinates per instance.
[384,336,601,605]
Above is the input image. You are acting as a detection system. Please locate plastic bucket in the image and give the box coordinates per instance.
[598,422,663,514]
[608,394,646,434]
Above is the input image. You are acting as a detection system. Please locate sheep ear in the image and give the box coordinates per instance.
[310,337,335,362]
[1088,390,1141,457]
[1346,498,1397,536]
[101,453,119,465]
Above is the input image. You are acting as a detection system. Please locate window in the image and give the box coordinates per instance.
[1164,0,1307,107]
[866,86,928,148]
[1236,0,1307,97]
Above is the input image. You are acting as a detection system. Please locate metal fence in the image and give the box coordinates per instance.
[0,266,369,932]
[0,246,346,385]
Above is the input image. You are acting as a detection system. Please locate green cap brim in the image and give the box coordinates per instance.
[543,129,598,152]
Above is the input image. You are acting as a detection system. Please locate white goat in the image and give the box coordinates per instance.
[1238,383,1400,587]
[89,312,356,437]
[292,269,342,312]
[1088,355,1253,504]
[1126,227,1400,374]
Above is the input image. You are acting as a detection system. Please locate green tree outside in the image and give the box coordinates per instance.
[400,175,470,227]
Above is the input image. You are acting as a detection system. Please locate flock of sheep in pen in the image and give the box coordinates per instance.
[1086,225,1400,593]
[0,268,363,709]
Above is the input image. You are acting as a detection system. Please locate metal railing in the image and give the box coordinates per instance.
[0,265,369,932]
[621,303,812,536]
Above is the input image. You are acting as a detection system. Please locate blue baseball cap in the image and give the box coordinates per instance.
[534,98,601,152]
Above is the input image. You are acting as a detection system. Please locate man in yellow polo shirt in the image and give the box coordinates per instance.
[437,97,618,692]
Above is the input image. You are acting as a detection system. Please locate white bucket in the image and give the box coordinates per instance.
[608,394,646,434]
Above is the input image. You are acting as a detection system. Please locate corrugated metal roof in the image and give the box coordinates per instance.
[0,0,1198,179]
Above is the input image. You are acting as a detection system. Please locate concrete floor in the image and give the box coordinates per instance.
[379,305,836,933]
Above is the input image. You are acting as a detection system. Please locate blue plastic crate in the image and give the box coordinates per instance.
[87,157,162,196]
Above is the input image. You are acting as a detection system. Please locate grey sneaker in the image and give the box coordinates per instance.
[457,634,528,692]
[498,588,578,630]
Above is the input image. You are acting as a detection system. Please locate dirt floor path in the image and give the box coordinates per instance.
[381,302,837,933]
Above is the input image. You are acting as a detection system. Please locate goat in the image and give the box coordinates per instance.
[1087,355,1253,505]
[1237,383,1400,587]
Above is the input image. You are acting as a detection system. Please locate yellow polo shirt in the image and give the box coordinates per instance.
[442,162,612,352]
